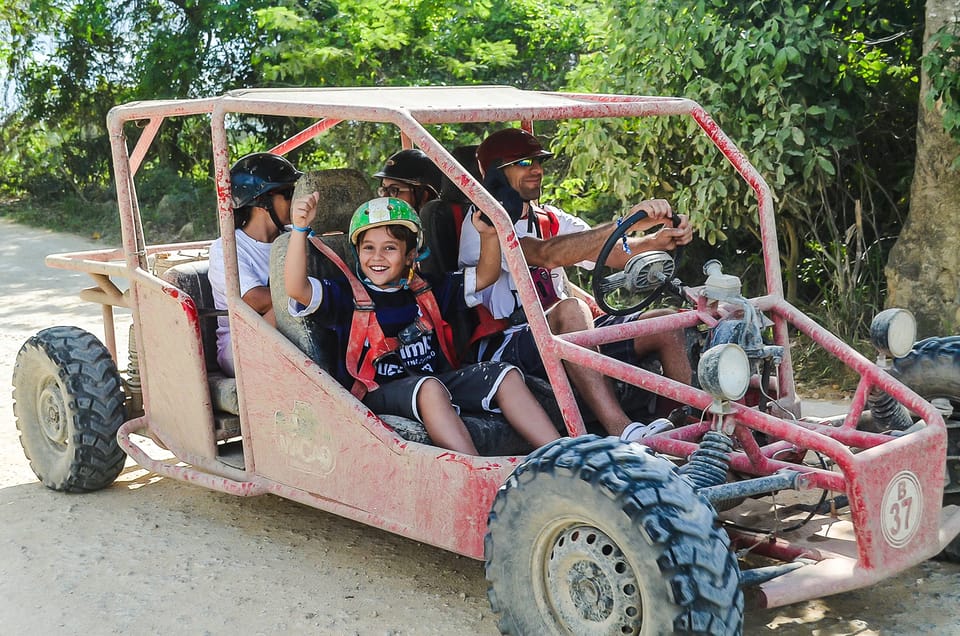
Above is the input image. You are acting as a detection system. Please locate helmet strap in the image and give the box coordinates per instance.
[258,195,287,234]
[412,186,428,212]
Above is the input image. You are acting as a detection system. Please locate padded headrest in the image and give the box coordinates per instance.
[293,168,375,234]
[439,145,482,203]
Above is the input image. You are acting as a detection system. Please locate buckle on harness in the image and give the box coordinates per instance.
[398,319,433,345]
[354,300,376,311]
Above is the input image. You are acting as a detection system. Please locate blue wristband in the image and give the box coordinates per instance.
[291,225,311,233]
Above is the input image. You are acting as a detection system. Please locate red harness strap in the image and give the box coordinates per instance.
[533,205,560,239]
[468,206,562,344]
[308,235,458,399]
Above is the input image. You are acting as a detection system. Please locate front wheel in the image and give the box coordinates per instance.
[12,326,127,492]
[484,435,743,635]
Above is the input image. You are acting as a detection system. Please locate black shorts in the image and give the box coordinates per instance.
[362,361,518,423]
[487,313,656,422]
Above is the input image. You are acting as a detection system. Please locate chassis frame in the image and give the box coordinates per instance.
[35,86,960,612]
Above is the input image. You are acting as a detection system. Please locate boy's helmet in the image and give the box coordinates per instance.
[349,197,422,246]
[373,149,443,196]
[230,152,303,209]
[476,128,553,173]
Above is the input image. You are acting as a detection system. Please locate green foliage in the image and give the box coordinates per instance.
[923,22,960,166]
[255,0,588,88]
[248,0,591,174]
[0,0,945,347]
[0,0,274,210]
[556,0,921,340]
[0,0,591,231]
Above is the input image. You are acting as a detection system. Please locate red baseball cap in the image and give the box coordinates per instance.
[476,128,553,173]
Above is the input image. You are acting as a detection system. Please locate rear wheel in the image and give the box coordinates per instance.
[485,435,743,635]
[12,326,127,492]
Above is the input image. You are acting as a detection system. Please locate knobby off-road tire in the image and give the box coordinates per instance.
[892,337,960,415]
[12,326,127,492]
[485,435,743,635]
[892,336,960,560]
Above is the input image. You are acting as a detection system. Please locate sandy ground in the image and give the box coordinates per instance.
[2,217,959,635]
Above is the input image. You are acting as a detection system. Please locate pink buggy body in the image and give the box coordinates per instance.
[38,87,960,620]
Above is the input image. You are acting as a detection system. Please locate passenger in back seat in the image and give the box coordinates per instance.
[284,195,562,455]
[208,152,302,376]
[373,149,443,212]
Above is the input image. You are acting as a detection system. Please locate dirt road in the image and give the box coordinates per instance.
[2,217,958,635]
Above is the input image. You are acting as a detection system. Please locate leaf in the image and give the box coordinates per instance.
[791,126,805,146]
[816,155,836,175]
[773,47,788,75]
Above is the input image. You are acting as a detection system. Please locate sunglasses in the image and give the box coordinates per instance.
[378,184,414,198]
[505,157,543,168]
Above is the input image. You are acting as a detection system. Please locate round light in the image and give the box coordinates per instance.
[869,308,916,359]
[698,343,751,401]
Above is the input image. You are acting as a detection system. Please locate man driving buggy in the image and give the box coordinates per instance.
[458,128,694,441]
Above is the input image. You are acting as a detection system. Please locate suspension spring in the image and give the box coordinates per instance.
[868,389,913,432]
[125,323,144,417]
[680,430,734,490]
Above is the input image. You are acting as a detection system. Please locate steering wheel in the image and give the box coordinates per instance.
[592,209,683,316]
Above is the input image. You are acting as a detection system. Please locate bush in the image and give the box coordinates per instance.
[555,0,921,341]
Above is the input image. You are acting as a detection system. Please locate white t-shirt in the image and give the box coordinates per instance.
[458,203,592,320]
[208,228,274,376]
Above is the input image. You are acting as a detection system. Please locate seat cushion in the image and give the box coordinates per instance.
[208,371,239,415]
[160,259,220,372]
[293,168,374,234]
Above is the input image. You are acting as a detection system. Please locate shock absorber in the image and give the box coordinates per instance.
[868,389,913,432]
[125,322,144,418]
[679,430,734,489]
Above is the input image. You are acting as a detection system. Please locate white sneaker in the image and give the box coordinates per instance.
[620,418,674,443]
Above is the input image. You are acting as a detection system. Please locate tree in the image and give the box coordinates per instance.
[885,0,960,336]
[556,0,922,341]
[0,0,277,200]
[252,0,592,170]
[0,0,591,207]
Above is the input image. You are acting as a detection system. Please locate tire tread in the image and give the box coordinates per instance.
[13,326,126,492]
[485,435,743,635]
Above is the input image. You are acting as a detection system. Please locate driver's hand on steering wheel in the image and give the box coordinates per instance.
[620,198,693,251]
[645,216,693,250]
[624,198,673,229]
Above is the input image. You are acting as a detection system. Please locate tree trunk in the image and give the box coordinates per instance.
[886,0,960,336]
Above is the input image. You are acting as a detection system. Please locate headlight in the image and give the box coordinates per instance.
[869,308,916,359]
[698,343,751,402]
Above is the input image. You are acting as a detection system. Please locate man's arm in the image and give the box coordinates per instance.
[521,199,692,270]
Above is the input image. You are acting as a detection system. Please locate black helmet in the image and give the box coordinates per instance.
[373,149,442,197]
[230,152,303,209]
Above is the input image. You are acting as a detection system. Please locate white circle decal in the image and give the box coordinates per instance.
[881,470,923,548]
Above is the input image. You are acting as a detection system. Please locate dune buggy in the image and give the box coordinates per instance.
[12,86,960,635]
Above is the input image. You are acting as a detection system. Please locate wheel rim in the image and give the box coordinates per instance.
[535,523,642,634]
[36,377,69,449]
